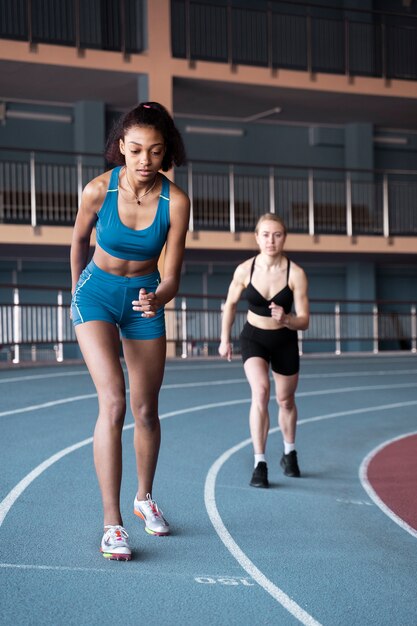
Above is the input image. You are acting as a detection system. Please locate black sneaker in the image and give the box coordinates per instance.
[250,462,269,488]
[280,451,301,477]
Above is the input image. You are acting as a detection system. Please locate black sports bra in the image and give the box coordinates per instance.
[244,256,294,317]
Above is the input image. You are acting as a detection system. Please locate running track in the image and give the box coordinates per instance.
[1,354,416,626]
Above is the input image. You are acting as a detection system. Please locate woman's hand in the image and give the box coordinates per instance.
[132,288,159,317]
[218,340,233,362]
[269,302,287,324]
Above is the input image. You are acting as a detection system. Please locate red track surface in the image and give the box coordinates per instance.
[367,433,417,531]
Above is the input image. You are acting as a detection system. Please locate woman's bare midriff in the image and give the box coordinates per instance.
[247,309,286,331]
[93,245,158,277]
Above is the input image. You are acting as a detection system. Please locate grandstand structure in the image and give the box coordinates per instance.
[0,0,416,361]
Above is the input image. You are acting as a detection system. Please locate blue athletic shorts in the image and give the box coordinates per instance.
[71,260,165,340]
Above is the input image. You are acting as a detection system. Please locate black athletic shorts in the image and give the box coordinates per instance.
[240,321,300,376]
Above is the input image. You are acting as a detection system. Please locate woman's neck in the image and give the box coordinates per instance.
[257,252,285,269]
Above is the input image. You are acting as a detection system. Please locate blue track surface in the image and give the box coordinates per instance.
[1,355,417,625]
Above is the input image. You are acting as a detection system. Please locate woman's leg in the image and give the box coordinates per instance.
[243,357,271,454]
[272,372,299,444]
[75,321,126,527]
[122,335,166,500]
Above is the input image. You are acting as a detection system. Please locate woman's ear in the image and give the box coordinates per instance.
[119,138,125,156]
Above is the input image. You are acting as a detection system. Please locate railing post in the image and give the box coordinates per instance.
[202,273,209,356]
[27,0,33,45]
[185,0,191,61]
[181,298,187,359]
[306,13,313,74]
[229,164,236,233]
[383,173,389,238]
[308,169,315,236]
[381,20,387,80]
[411,305,416,354]
[56,290,64,362]
[227,0,233,66]
[77,155,83,210]
[188,162,194,232]
[346,171,352,237]
[344,17,350,77]
[267,2,273,69]
[12,288,21,364]
[297,330,303,356]
[30,151,37,227]
[120,0,126,56]
[74,0,81,51]
[373,304,379,354]
[269,166,275,213]
[335,302,341,355]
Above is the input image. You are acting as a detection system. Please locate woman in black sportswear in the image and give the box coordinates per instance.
[219,213,309,488]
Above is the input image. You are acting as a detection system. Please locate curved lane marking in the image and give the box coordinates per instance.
[0,399,252,527]
[359,431,417,540]
[1,381,416,420]
[204,400,417,625]
[2,392,417,528]
[2,391,417,624]
[205,431,321,626]
[1,367,417,385]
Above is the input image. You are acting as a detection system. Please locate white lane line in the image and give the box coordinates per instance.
[2,390,417,528]
[204,400,417,625]
[2,381,416,420]
[0,563,109,573]
[301,369,417,379]
[0,371,90,384]
[1,366,416,385]
[1,396,417,621]
[205,433,321,626]
[0,393,98,418]
[359,431,417,539]
[0,362,244,384]
[0,399,251,528]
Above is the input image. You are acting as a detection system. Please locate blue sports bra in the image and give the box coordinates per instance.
[244,256,294,317]
[95,166,170,261]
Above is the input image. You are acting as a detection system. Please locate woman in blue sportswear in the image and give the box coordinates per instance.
[218,214,309,489]
[71,102,190,560]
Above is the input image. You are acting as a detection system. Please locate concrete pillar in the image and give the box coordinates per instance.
[147,0,173,114]
[74,101,105,157]
[137,73,149,104]
[346,261,376,352]
[344,123,374,177]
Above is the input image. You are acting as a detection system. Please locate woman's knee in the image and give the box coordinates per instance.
[98,389,126,427]
[277,394,295,411]
[131,401,159,430]
[251,383,270,409]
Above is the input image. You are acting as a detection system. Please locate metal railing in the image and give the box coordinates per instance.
[0,0,144,54]
[1,149,417,237]
[0,286,416,364]
[172,0,417,80]
[176,162,417,237]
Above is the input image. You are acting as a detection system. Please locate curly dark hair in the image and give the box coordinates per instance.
[105,102,187,171]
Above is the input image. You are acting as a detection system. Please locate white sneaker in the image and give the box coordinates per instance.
[100,525,132,561]
[134,493,170,536]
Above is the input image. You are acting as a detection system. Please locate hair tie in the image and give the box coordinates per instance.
[143,104,152,109]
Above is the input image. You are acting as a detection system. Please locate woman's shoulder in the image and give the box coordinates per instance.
[83,169,114,202]
[79,168,116,214]
[288,258,305,275]
[234,256,256,282]
[164,176,189,206]
[288,258,308,286]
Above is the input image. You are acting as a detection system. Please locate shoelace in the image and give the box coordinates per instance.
[144,493,162,520]
[104,525,129,544]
